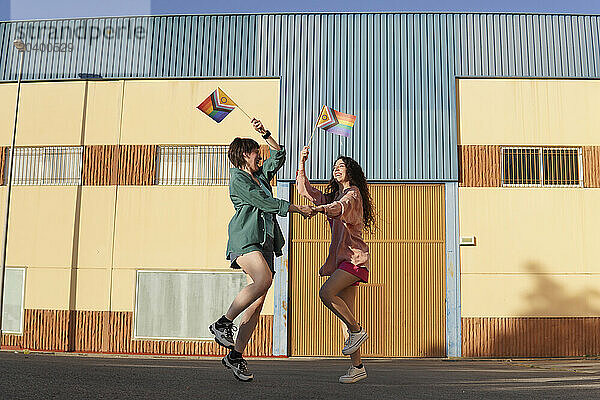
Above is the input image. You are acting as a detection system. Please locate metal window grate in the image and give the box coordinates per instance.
[7,146,83,186]
[155,145,232,186]
[542,148,581,186]
[502,147,541,186]
[501,147,582,187]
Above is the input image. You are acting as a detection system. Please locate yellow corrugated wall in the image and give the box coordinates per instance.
[290,183,446,357]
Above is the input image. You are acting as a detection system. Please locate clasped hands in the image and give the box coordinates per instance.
[297,204,321,219]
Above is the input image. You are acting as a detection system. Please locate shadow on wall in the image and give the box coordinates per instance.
[521,262,600,317]
[463,262,600,357]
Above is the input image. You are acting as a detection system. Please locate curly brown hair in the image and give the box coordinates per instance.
[228,137,259,169]
[324,156,376,232]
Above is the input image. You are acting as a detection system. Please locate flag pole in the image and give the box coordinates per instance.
[217,87,251,120]
[307,126,317,146]
[306,107,322,147]
[236,104,252,120]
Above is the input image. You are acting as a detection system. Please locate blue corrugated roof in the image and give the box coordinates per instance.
[1,13,599,181]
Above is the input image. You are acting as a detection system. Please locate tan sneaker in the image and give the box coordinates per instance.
[339,365,367,384]
[342,328,368,355]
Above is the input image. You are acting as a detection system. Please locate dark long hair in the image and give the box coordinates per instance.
[324,156,376,232]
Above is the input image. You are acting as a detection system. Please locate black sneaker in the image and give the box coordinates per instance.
[222,354,254,382]
[209,320,236,349]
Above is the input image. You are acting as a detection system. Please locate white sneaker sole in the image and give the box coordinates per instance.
[342,331,369,355]
[209,323,235,350]
[339,372,367,383]
[222,356,254,382]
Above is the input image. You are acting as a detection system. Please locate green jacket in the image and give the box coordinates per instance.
[226,147,290,258]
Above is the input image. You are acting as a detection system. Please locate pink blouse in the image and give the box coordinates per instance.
[296,169,370,276]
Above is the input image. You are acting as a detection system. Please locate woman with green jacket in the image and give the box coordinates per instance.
[210,118,311,382]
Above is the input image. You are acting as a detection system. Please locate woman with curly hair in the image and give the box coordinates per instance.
[296,145,376,384]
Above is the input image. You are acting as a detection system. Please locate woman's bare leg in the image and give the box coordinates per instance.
[224,251,272,321]
[338,285,362,366]
[319,269,360,332]
[234,292,267,353]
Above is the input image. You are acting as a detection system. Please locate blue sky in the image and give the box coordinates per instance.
[2,0,600,21]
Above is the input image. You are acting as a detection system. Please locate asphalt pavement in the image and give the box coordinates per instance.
[2,351,600,399]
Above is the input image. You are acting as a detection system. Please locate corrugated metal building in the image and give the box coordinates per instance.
[1,12,599,358]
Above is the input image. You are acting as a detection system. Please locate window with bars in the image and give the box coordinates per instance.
[502,147,582,187]
[6,146,83,185]
[155,145,232,185]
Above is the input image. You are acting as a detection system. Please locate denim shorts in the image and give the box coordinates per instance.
[229,236,275,276]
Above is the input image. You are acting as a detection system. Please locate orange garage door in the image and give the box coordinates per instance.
[289,183,446,357]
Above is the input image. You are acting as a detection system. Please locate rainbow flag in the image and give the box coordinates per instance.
[197,88,237,123]
[315,105,356,137]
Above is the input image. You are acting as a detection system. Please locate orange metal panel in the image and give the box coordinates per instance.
[82,145,120,186]
[0,146,6,186]
[117,145,157,186]
[21,309,70,351]
[584,146,600,188]
[81,144,157,186]
[1,333,23,348]
[290,184,446,357]
[73,310,104,352]
[458,145,501,187]
[462,317,600,357]
[4,310,273,356]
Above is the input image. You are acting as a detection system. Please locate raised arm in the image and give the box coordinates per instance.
[296,146,327,205]
[252,118,285,182]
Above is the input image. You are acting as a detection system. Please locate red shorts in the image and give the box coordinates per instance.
[338,261,369,287]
